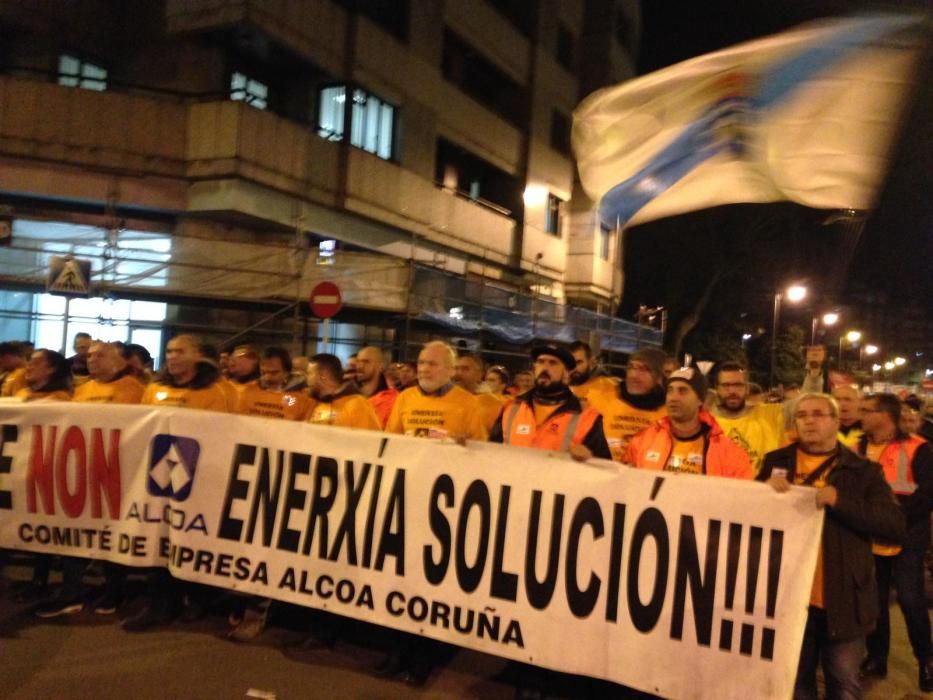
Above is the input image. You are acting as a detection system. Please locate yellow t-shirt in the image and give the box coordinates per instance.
[308,394,381,430]
[142,381,230,412]
[712,409,780,476]
[793,449,835,609]
[74,375,145,404]
[1,367,27,397]
[386,384,487,441]
[589,394,667,462]
[838,427,864,450]
[664,433,706,475]
[570,375,619,405]
[236,382,313,421]
[476,392,507,431]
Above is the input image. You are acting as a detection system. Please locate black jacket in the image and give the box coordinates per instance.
[759,444,905,641]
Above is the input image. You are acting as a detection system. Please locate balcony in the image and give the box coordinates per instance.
[164,0,347,76]
[187,101,340,202]
[0,75,186,177]
[345,148,515,264]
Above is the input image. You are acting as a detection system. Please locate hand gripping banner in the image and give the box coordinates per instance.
[0,403,823,699]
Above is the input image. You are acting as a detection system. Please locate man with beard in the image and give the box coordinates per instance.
[588,347,667,462]
[832,384,864,448]
[355,346,398,428]
[306,353,381,429]
[711,361,780,474]
[385,341,486,441]
[568,340,618,404]
[625,367,752,479]
[490,345,610,460]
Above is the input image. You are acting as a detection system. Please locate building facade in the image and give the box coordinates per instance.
[0,0,660,367]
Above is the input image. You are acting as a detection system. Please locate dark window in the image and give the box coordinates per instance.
[435,137,520,216]
[335,0,410,42]
[318,84,396,161]
[556,23,575,70]
[545,194,563,236]
[550,110,572,157]
[486,0,536,37]
[58,54,107,91]
[230,71,268,109]
[442,29,527,126]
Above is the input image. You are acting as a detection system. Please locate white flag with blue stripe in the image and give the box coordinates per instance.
[573,14,925,230]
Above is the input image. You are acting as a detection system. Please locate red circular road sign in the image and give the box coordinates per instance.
[309,281,342,319]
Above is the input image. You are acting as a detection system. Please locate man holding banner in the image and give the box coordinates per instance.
[490,344,610,461]
[761,392,905,700]
[385,341,486,442]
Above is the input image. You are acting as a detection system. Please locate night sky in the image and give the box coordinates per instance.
[626,1,932,345]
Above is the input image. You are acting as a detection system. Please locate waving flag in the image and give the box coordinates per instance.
[573,14,925,230]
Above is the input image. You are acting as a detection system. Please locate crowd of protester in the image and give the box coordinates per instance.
[1,332,932,698]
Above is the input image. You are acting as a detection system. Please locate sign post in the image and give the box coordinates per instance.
[309,281,342,352]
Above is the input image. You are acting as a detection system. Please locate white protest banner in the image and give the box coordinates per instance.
[0,403,822,699]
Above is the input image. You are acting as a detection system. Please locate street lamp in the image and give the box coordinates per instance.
[811,311,840,344]
[865,344,878,356]
[894,356,906,366]
[771,284,807,388]
[838,329,862,370]
[884,361,895,370]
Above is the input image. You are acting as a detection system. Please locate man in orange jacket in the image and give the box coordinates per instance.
[624,367,752,479]
[490,345,610,461]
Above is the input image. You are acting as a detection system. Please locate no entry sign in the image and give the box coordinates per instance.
[309,281,342,319]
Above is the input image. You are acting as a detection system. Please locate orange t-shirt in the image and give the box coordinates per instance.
[794,449,834,608]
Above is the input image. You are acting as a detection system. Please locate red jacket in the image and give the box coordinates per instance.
[624,411,753,479]
[369,387,399,429]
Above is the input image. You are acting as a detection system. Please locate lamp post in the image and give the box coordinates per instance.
[838,330,862,371]
[771,285,807,388]
[811,311,839,344]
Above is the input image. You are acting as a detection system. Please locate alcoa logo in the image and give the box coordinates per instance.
[147,434,200,502]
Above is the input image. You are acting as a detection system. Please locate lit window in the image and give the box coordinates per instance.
[230,72,268,110]
[545,194,563,236]
[58,54,107,92]
[318,84,396,161]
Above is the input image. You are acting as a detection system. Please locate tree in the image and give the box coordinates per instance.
[750,324,806,388]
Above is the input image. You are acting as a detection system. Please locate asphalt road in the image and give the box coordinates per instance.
[0,560,929,700]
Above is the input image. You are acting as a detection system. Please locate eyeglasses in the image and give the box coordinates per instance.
[794,411,834,420]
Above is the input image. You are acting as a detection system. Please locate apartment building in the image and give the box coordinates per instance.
[0,0,660,366]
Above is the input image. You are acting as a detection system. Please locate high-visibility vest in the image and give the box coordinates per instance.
[875,436,925,496]
[501,400,599,452]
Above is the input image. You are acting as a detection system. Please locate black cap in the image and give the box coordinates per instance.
[530,344,576,371]
[668,367,709,400]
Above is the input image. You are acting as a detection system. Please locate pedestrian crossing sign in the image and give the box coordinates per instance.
[47,256,91,296]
